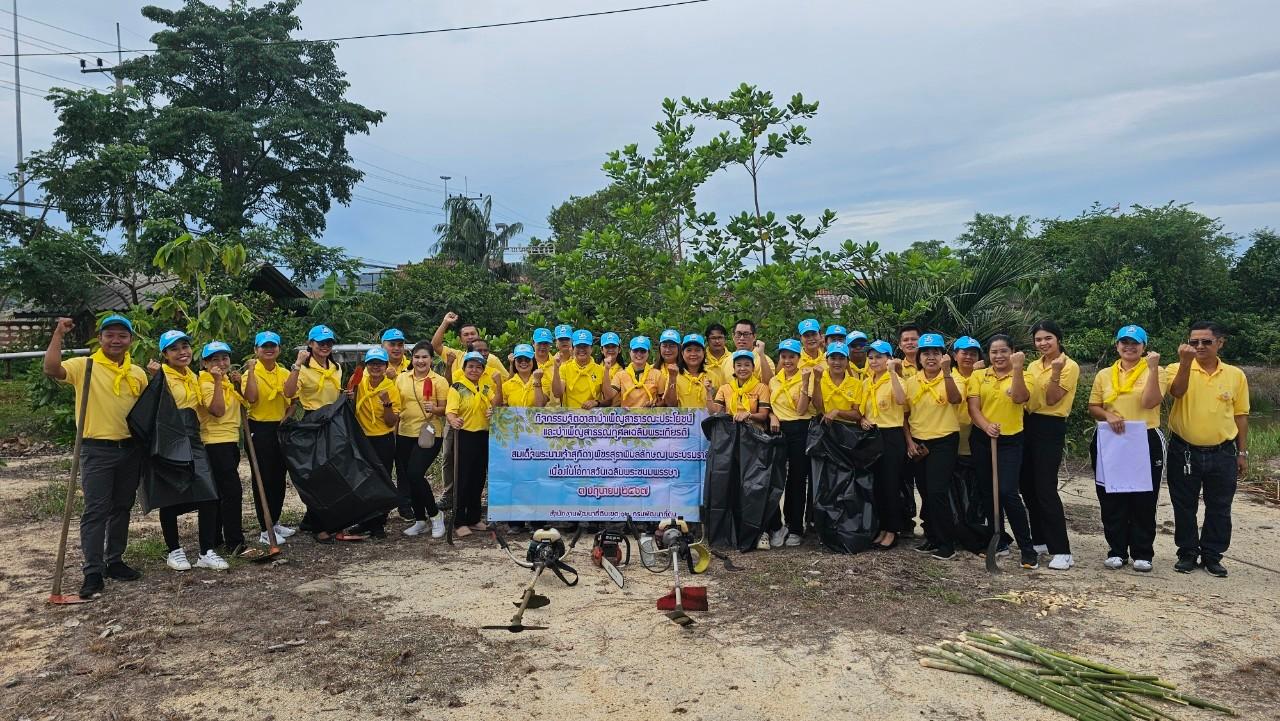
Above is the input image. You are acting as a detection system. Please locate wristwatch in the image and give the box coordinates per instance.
[382,402,393,408]
[1237,450,1249,457]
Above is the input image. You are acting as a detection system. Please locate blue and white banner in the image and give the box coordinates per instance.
[486,407,707,522]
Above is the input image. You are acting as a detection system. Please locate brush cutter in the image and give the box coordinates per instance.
[482,526,578,632]
[49,359,94,605]
[639,516,708,626]
[240,405,281,563]
[986,436,1002,575]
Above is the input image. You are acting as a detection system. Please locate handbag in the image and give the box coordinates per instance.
[412,375,438,448]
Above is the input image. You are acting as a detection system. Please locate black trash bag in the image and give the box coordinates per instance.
[126,371,217,513]
[806,420,882,554]
[279,396,397,531]
[701,414,786,553]
[949,455,989,553]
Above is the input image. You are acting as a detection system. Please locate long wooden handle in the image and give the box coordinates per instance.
[52,359,94,596]
[241,407,278,548]
[989,436,1000,532]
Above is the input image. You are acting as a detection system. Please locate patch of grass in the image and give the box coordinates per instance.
[278,507,305,527]
[1245,366,1280,412]
[0,378,56,440]
[124,532,170,569]
[16,480,82,521]
[927,584,966,605]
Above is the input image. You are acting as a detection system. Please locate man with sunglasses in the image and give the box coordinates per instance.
[1166,321,1249,578]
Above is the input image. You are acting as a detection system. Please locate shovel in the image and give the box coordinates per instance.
[49,358,94,605]
[482,563,550,632]
[241,406,281,563]
[985,436,1002,575]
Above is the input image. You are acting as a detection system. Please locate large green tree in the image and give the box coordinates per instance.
[433,195,524,279]
[1233,228,1280,313]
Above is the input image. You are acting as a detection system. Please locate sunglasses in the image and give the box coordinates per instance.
[1187,339,1216,347]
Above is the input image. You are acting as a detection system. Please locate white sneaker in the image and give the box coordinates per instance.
[196,550,229,571]
[430,512,445,539]
[769,528,789,548]
[166,548,191,571]
[1133,559,1153,572]
[273,524,296,538]
[403,520,428,537]
[1033,544,1049,555]
[1048,554,1074,571]
[756,532,772,551]
[784,533,802,547]
[259,531,285,546]
[1104,556,1126,570]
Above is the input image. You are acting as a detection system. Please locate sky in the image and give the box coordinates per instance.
[2,0,1278,269]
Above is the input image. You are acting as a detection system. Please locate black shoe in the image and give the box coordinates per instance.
[1203,560,1228,577]
[78,573,105,598]
[930,547,957,561]
[913,541,939,554]
[397,507,415,521]
[1020,551,1040,569]
[105,562,141,581]
[1174,557,1198,574]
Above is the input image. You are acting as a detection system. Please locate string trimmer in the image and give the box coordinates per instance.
[639,516,708,626]
[482,526,578,633]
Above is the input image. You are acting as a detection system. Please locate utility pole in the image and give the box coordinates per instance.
[439,175,450,202]
[11,0,25,216]
[80,23,134,248]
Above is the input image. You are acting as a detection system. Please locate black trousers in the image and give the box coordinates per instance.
[900,454,921,535]
[1168,435,1237,564]
[160,501,219,554]
[873,428,908,534]
[1092,427,1164,562]
[206,441,245,550]
[247,419,287,532]
[1020,413,1071,554]
[455,429,489,526]
[395,434,441,520]
[971,431,1033,550]
[915,433,959,551]
[77,443,141,576]
[358,433,396,533]
[775,419,812,535]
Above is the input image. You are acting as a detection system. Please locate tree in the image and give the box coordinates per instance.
[955,213,1036,258]
[1233,228,1280,312]
[365,259,520,342]
[432,195,524,278]
[1072,267,1159,364]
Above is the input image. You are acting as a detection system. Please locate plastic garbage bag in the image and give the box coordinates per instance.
[127,372,216,513]
[806,420,882,553]
[702,414,786,552]
[949,455,989,553]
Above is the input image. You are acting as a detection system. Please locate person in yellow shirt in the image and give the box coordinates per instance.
[894,324,923,536]
[812,342,862,424]
[431,311,509,381]
[847,331,870,381]
[823,324,848,347]
[966,334,1036,570]
[43,314,148,598]
[861,340,909,550]
[711,350,772,425]
[896,324,921,378]
[605,336,662,408]
[446,352,498,537]
[797,319,826,372]
[553,323,574,362]
[903,333,963,560]
[381,328,410,374]
[552,330,605,409]
[495,343,548,408]
[656,329,683,397]
[665,334,719,408]
[1166,320,1249,578]
[283,324,342,413]
[704,323,731,369]
[341,347,402,539]
[950,337,980,461]
[395,342,449,539]
[720,319,775,384]
[197,341,246,555]
[241,331,297,546]
[1088,325,1167,572]
[600,331,623,368]
[1021,320,1080,571]
[532,328,558,402]
[768,338,818,547]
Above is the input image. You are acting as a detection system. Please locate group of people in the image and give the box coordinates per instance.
[43,309,1250,599]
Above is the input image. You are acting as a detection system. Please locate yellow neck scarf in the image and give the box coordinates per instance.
[90,349,142,396]
[309,357,341,392]
[253,363,283,402]
[199,370,243,405]
[727,376,761,415]
[162,364,200,404]
[862,371,891,416]
[360,374,395,414]
[1104,360,1145,404]
[776,369,805,407]
[912,371,947,406]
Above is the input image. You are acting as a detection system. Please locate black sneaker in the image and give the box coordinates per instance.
[1020,550,1040,569]
[105,562,141,581]
[913,541,939,554]
[78,573,104,598]
[1203,560,1228,578]
[930,547,957,561]
[1174,557,1198,574]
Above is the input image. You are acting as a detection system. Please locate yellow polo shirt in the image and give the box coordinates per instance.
[58,355,147,441]
[966,368,1034,436]
[556,360,605,409]
[798,350,826,373]
[244,363,292,422]
[769,370,814,422]
[905,372,960,440]
[442,346,508,383]
[674,370,715,408]
[714,378,770,416]
[705,349,731,371]
[899,357,919,379]
[1167,360,1249,446]
[354,374,401,436]
[952,369,975,456]
[1026,354,1081,417]
[396,371,447,438]
[162,365,201,411]
[197,371,243,444]
[861,371,905,428]
[390,356,411,375]
[296,359,342,411]
[501,372,545,408]
[820,372,862,418]
[1088,362,1168,430]
[720,350,776,383]
[849,361,869,383]
[612,365,662,408]
[446,377,496,432]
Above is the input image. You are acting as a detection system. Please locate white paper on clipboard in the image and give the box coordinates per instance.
[1096,421,1151,493]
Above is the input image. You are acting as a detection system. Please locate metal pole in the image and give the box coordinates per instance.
[440,175,450,202]
[115,23,123,91]
[12,0,25,216]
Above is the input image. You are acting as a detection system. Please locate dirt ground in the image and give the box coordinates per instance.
[1,453,1277,721]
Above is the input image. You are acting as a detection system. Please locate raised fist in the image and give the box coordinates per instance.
[294,349,310,366]
[939,354,952,371]
[1145,352,1161,369]
[209,365,225,379]
[1050,354,1066,371]
[1010,351,1026,369]
[532,368,544,381]
[1177,344,1196,363]
[443,311,459,326]
[54,317,75,336]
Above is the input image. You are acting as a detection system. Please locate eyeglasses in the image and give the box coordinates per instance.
[1186,339,1216,347]
[733,331,755,338]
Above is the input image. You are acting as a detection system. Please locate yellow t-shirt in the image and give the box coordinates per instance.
[197,371,243,444]
[719,350,776,383]
[244,363,292,422]
[612,365,662,408]
[798,350,826,373]
[899,357,919,379]
[556,360,605,409]
[1167,360,1249,446]
[952,369,975,456]
[819,371,862,419]
[769,370,814,422]
[396,371,447,438]
[162,365,201,411]
[714,377,770,416]
[1088,362,1168,430]
[905,371,960,440]
[861,371,905,428]
[966,368,1034,436]
[442,346,508,383]
[354,374,401,437]
[446,377,496,432]
[1027,354,1081,417]
[674,370,715,408]
[58,354,147,441]
[296,359,342,411]
[501,372,545,408]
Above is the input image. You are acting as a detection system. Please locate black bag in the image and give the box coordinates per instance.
[806,420,882,554]
[278,396,398,531]
[949,454,989,553]
[702,414,786,553]
[126,372,217,513]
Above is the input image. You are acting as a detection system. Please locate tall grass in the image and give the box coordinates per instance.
[1244,366,1280,413]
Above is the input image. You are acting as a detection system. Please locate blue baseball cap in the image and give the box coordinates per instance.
[513,343,535,360]
[307,325,336,343]
[952,336,982,351]
[731,349,757,365]
[659,329,681,345]
[462,351,486,366]
[868,340,893,356]
[777,338,803,355]
[201,341,232,359]
[918,333,946,350]
[254,331,281,347]
[682,333,706,348]
[554,324,574,340]
[601,332,621,347]
[363,347,390,363]
[572,329,593,346]
[533,327,554,344]
[381,328,406,342]
[826,341,850,357]
[158,329,192,352]
[823,324,847,338]
[97,314,134,333]
[797,318,821,335]
[629,336,652,352]
[1115,325,1148,344]
[847,331,869,344]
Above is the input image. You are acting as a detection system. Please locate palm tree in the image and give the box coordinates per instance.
[432,195,524,277]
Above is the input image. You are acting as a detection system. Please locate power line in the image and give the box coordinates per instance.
[350,193,443,216]
[0,27,93,61]
[354,182,443,210]
[0,59,92,89]
[0,8,116,50]
[0,78,49,99]
[0,0,712,57]
[354,153,546,228]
